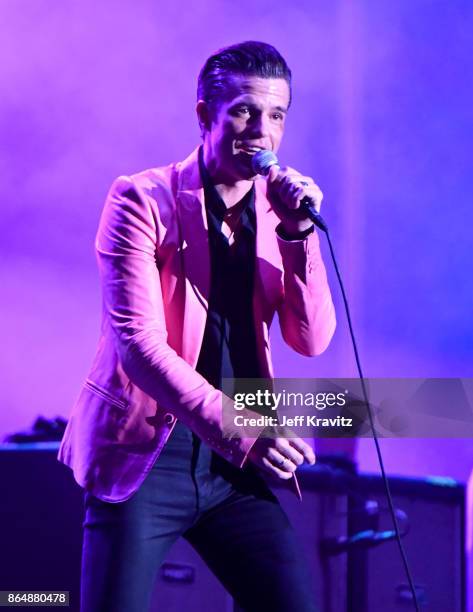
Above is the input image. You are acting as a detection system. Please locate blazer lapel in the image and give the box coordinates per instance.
[175,148,210,366]
[254,179,284,320]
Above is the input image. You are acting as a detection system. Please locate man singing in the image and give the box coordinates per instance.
[59,40,336,612]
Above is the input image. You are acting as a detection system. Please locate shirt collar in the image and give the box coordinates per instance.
[198,146,255,223]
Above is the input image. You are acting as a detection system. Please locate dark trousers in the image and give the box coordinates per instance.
[81,421,318,612]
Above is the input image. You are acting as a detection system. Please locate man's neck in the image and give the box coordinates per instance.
[213,182,254,209]
[202,147,254,209]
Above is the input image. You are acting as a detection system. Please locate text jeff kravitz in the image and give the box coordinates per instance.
[233,414,353,428]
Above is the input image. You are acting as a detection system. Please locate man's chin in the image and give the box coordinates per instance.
[234,154,258,180]
[237,169,258,181]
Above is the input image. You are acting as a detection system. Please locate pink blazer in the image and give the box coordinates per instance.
[58,147,336,502]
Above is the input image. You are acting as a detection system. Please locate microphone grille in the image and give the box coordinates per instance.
[252,150,279,176]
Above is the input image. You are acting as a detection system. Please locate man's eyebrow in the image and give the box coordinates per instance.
[231,100,288,113]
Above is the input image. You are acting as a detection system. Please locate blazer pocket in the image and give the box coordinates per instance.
[84,379,129,412]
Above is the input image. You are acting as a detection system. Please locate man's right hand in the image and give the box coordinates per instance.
[246,434,316,480]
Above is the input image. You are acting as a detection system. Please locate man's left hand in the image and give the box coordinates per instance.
[266,165,323,235]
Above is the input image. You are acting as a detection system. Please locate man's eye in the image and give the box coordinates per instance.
[272,113,283,121]
[237,107,250,115]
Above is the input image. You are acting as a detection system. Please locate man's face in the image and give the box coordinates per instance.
[199,75,290,182]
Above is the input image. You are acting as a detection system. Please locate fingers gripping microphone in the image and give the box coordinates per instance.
[252,150,328,232]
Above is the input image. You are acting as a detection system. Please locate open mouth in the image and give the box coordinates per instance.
[236,144,266,156]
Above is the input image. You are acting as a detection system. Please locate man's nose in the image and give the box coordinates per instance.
[248,112,271,137]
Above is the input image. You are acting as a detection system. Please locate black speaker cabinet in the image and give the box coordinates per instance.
[346,474,466,612]
[270,469,466,612]
[0,443,84,612]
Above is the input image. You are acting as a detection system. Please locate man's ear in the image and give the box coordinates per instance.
[196,100,211,135]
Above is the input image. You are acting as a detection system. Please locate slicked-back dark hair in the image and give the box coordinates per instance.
[197,41,292,116]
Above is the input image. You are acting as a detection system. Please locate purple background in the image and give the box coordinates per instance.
[1,1,472,482]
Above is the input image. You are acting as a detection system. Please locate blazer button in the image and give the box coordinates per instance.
[164,413,175,425]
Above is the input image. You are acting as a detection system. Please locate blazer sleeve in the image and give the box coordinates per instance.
[95,174,258,467]
[276,228,336,356]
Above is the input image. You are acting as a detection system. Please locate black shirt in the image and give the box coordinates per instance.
[195,147,262,390]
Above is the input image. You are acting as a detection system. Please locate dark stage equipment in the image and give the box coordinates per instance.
[343,474,466,612]
[0,443,83,611]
